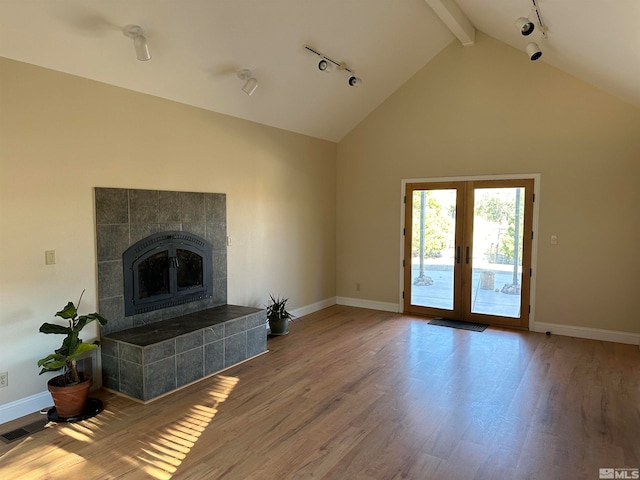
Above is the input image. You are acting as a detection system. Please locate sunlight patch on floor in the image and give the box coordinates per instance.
[57,424,94,443]
[136,374,240,479]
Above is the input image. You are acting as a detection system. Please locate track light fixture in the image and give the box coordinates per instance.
[237,69,258,96]
[516,0,547,61]
[526,42,542,61]
[515,17,535,36]
[123,25,151,61]
[318,59,332,72]
[304,45,362,87]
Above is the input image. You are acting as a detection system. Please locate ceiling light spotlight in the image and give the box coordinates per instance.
[526,42,542,61]
[237,69,258,96]
[515,17,535,36]
[348,76,362,87]
[123,25,151,61]
[318,58,332,72]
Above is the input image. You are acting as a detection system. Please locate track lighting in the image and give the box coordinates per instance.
[348,76,362,87]
[237,69,258,96]
[318,59,333,72]
[122,25,151,61]
[515,17,535,36]
[304,45,362,87]
[517,0,547,62]
[526,42,542,61]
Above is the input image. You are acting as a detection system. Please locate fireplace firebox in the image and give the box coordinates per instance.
[123,231,213,316]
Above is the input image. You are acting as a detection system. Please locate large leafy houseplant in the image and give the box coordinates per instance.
[266,294,294,335]
[37,291,108,386]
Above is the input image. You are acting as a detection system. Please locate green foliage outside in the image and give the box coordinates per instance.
[475,189,524,264]
[412,191,453,257]
[411,188,524,265]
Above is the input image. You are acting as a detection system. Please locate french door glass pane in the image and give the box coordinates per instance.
[470,187,525,318]
[410,189,457,310]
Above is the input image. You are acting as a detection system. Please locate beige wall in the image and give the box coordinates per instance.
[337,32,640,334]
[2,29,640,415]
[0,57,336,406]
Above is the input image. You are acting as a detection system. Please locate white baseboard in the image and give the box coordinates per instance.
[0,391,52,426]
[534,322,640,346]
[336,296,400,313]
[292,296,400,316]
[291,297,337,318]
[333,299,639,346]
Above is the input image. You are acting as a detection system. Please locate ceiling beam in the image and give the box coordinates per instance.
[424,0,475,46]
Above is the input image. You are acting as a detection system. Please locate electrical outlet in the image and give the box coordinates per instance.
[0,372,7,388]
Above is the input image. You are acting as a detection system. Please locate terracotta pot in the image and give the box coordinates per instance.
[47,375,92,418]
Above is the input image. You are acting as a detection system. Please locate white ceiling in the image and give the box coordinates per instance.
[1,0,638,142]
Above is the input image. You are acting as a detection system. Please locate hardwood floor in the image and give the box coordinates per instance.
[1,305,639,479]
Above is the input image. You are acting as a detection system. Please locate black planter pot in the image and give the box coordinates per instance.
[268,317,289,335]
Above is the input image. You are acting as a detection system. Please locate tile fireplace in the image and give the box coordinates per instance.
[94,187,266,402]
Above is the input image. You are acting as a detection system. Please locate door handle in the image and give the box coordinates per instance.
[456,246,461,264]
[466,246,470,264]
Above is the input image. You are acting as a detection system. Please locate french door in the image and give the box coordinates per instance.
[403,179,534,328]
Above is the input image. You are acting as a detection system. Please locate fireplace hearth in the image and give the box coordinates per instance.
[101,304,265,401]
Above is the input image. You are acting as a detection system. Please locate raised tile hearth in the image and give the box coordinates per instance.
[101,305,266,402]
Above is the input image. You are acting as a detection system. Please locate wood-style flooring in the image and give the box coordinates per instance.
[1,305,639,479]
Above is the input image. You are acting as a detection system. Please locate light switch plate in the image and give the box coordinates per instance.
[45,250,56,265]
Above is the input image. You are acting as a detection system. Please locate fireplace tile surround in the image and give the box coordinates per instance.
[95,187,228,335]
[95,187,267,402]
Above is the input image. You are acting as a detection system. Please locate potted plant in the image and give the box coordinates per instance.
[37,291,108,418]
[266,294,294,335]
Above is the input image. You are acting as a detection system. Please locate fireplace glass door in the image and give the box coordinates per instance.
[176,249,204,291]
[123,231,213,316]
[138,251,171,299]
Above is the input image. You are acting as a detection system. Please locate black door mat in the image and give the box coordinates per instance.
[0,418,48,444]
[428,318,488,332]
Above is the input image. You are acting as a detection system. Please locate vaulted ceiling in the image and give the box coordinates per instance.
[1,0,638,142]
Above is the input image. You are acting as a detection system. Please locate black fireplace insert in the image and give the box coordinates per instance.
[123,231,213,316]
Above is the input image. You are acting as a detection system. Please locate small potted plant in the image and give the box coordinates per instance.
[266,294,294,335]
[37,291,108,418]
